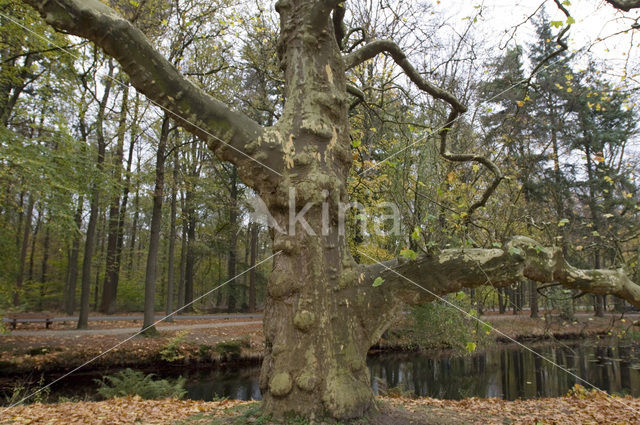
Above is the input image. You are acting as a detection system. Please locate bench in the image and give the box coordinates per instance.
[6,313,53,330]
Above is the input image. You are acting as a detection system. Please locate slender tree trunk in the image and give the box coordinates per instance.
[177,189,187,311]
[142,114,170,333]
[584,145,605,318]
[101,84,129,314]
[78,60,114,329]
[166,152,178,318]
[529,280,539,318]
[14,195,34,306]
[498,288,505,314]
[128,153,141,278]
[64,196,83,315]
[184,189,196,311]
[38,224,50,310]
[248,223,258,313]
[227,166,238,313]
[27,205,41,284]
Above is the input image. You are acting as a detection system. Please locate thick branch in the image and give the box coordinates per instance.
[332,2,346,49]
[604,0,640,11]
[361,236,640,334]
[344,40,465,110]
[23,0,263,167]
[344,40,503,215]
[309,0,342,35]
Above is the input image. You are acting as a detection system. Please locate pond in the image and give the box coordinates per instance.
[180,339,640,401]
[14,338,640,403]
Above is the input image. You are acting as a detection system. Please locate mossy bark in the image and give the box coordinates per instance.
[252,1,381,419]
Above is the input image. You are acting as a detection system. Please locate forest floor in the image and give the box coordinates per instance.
[2,388,640,424]
[1,311,638,377]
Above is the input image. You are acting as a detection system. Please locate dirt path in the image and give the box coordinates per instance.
[4,320,263,337]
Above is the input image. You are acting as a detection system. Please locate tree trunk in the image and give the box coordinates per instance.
[227,166,238,313]
[27,205,42,284]
[38,224,50,310]
[78,60,114,329]
[498,288,505,314]
[14,195,34,306]
[65,196,83,315]
[254,4,378,418]
[128,154,141,278]
[93,208,107,311]
[101,84,129,314]
[248,223,258,313]
[142,114,170,333]
[177,189,187,311]
[166,151,179,318]
[529,280,539,318]
[183,187,196,311]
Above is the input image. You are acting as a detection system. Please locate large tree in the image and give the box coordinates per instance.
[22,0,640,420]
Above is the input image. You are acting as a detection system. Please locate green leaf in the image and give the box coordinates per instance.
[508,247,522,256]
[550,20,563,28]
[400,248,418,261]
[372,277,384,287]
[351,139,361,148]
[557,218,570,227]
[566,16,575,25]
[465,342,477,353]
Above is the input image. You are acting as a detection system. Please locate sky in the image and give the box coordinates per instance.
[436,0,640,82]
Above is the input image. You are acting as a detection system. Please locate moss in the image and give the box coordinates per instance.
[295,371,317,392]
[293,310,316,332]
[267,273,297,299]
[342,341,363,372]
[269,372,293,397]
[321,371,373,420]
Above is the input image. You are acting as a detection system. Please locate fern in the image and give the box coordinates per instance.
[95,368,186,400]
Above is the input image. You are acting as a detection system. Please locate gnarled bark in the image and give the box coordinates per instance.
[360,236,640,336]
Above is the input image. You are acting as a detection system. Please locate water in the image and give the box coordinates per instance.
[179,340,640,401]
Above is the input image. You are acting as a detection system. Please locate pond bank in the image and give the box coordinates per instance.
[1,312,637,377]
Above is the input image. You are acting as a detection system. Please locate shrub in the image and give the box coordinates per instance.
[160,331,189,362]
[95,368,186,400]
[215,338,250,361]
[406,291,491,354]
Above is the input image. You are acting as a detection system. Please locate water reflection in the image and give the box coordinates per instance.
[178,340,640,401]
[367,342,640,400]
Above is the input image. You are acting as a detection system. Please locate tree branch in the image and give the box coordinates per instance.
[360,236,640,337]
[332,2,346,49]
[22,0,263,168]
[604,0,640,11]
[344,40,503,216]
[309,0,342,35]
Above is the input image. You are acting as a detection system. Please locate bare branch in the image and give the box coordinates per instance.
[344,40,465,109]
[22,0,263,168]
[524,0,572,94]
[344,40,503,216]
